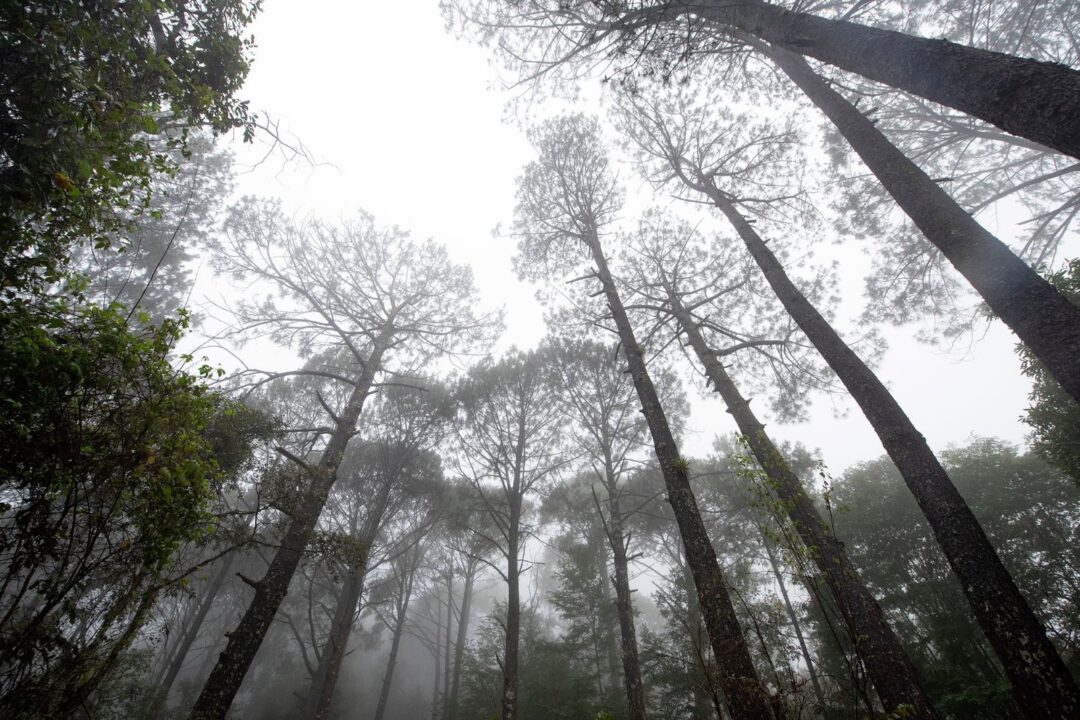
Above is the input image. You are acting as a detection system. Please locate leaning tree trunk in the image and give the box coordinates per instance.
[683,0,1080,158]
[303,462,399,720]
[584,232,775,719]
[759,527,826,713]
[680,561,720,720]
[703,189,1080,719]
[372,560,418,720]
[602,468,648,720]
[301,564,367,720]
[188,333,391,720]
[447,557,476,720]
[667,293,937,719]
[149,555,235,717]
[755,40,1080,409]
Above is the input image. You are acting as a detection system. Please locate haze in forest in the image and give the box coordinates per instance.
[1,2,1078,720]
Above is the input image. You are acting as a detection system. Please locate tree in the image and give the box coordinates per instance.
[512,113,776,718]
[301,386,447,720]
[187,201,496,719]
[0,0,259,294]
[832,439,1080,717]
[446,0,1080,157]
[0,300,266,718]
[548,337,677,720]
[618,92,1080,718]
[623,211,937,718]
[72,132,235,323]
[453,348,567,720]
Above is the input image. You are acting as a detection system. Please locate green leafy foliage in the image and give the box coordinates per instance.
[828,439,1080,718]
[1018,259,1080,483]
[0,0,260,293]
[0,296,257,713]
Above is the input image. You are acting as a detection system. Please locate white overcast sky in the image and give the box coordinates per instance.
[203,0,1035,476]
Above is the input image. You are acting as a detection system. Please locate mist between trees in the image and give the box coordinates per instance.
[2,1,1080,719]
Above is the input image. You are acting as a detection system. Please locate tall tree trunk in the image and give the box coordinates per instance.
[759,527,826,714]
[602,458,649,720]
[755,40,1080,408]
[149,555,234,717]
[447,558,476,720]
[680,0,1080,158]
[703,190,1080,719]
[301,564,367,720]
[432,591,443,720]
[442,568,454,720]
[502,506,521,720]
[188,333,390,720]
[681,561,719,720]
[667,292,936,719]
[304,461,400,720]
[372,561,418,720]
[595,537,623,695]
[584,233,775,719]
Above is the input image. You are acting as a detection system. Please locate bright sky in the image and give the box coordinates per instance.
[206,0,1034,476]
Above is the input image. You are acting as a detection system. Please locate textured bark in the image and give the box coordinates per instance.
[187,333,390,720]
[705,191,1080,720]
[604,481,648,720]
[760,533,825,713]
[668,292,936,719]
[758,42,1080,408]
[687,0,1080,158]
[150,555,234,717]
[586,234,775,719]
[447,559,476,720]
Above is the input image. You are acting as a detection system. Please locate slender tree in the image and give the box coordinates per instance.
[549,338,667,720]
[453,349,567,720]
[618,96,1080,719]
[447,0,1080,157]
[624,212,936,717]
[187,201,495,719]
[512,113,776,718]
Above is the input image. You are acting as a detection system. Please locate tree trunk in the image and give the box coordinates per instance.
[502,506,521,720]
[187,333,390,720]
[760,527,826,714]
[304,457,401,720]
[680,560,723,720]
[149,555,234,717]
[685,0,1080,158]
[301,564,367,720]
[605,485,649,720]
[595,537,623,695]
[447,558,476,720]
[668,292,936,719]
[585,233,775,719]
[599,451,647,720]
[705,190,1080,720]
[756,41,1080,409]
[442,568,454,720]
[372,561,417,720]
